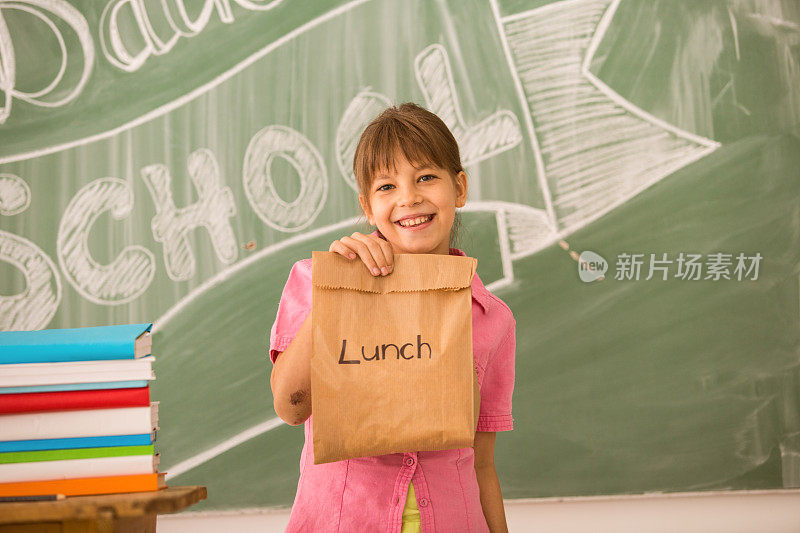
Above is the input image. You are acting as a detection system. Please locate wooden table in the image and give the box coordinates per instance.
[0,486,206,532]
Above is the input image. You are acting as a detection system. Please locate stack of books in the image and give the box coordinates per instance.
[0,324,164,497]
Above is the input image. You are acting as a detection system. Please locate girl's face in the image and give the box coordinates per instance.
[359,154,467,255]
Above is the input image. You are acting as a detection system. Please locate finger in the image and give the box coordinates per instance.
[329,240,357,260]
[354,233,393,276]
[370,235,394,274]
[341,234,383,276]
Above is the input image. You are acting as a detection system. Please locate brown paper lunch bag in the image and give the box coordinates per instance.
[310,251,481,464]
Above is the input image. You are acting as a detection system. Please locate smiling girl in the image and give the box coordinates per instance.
[269,103,516,532]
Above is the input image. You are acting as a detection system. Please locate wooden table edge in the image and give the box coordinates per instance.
[0,485,207,524]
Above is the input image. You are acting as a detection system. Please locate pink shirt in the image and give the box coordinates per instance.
[268,246,516,533]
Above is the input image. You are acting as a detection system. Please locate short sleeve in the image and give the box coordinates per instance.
[268,258,312,364]
[476,320,516,432]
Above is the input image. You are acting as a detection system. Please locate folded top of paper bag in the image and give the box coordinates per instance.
[311,251,477,294]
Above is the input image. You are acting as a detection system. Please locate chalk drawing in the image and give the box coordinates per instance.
[157,200,541,475]
[99,0,285,72]
[336,89,393,191]
[243,125,328,232]
[0,0,371,165]
[0,174,30,216]
[493,201,556,260]
[0,0,94,123]
[0,232,62,331]
[142,148,238,282]
[56,177,155,305]
[491,0,720,234]
[414,44,522,167]
[166,416,285,480]
[155,1,733,474]
[0,174,61,330]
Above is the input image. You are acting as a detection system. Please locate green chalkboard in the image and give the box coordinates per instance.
[1,0,798,510]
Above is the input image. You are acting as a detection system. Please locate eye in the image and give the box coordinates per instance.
[375,175,436,192]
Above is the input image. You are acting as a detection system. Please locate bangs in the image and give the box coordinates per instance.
[352,102,463,202]
[357,120,448,189]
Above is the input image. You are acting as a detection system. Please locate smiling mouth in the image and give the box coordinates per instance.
[395,214,435,228]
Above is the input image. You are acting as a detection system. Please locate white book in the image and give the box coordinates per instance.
[0,357,155,387]
[0,454,160,483]
[0,403,159,441]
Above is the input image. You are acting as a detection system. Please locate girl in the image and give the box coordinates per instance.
[269,103,516,532]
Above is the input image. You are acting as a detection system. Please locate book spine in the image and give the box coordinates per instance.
[0,434,154,453]
[0,473,160,497]
[0,387,150,414]
[0,358,155,388]
[0,406,156,441]
[0,454,158,483]
[0,381,149,395]
[0,323,152,364]
[0,445,155,464]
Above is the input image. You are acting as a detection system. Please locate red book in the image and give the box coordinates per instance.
[0,387,150,414]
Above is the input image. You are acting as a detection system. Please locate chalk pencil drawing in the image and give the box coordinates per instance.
[336,42,525,192]
[56,177,155,305]
[166,417,285,480]
[142,148,238,282]
[3,0,749,475]
[0,175,61,329]
[414,44,523,167]
[0,232,62,331]
[157,201,529,477]
[0,0,372,165]
[0,0,94,124]
[243,125,328,233]
[336,89,393,191]
[0,174,30,216]
[99,0,285,73]
[490,0,720,235]
[155,0,737,474]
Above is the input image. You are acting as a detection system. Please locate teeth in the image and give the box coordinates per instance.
[399,215,432,227]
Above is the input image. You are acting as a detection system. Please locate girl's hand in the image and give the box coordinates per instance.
[329,232,394,276]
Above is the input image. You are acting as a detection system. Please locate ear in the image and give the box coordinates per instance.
[358,194,374,225]
[454,171,468,208]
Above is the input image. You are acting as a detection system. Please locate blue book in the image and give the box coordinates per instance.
[0,380,150,395]
[0,324,152,364]
[0,434,155,453]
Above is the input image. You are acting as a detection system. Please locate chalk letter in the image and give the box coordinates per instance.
[142,148,237,281]
[414,44,521,166]
[0,0,94,123]
[335,89,392,191]
[243,125,327,232]
[57,178,155,305]
[0,175,61,330]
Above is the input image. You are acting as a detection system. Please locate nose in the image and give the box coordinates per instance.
[397,182,422,207]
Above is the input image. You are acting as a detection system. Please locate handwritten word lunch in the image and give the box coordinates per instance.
[589,252,763,281]
[337,336,433,364]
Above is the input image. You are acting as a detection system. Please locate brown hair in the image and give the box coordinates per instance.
[353,102,465,248]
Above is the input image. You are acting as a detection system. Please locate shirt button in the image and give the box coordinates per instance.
[405,457,415,467]
[419,498,428,507]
